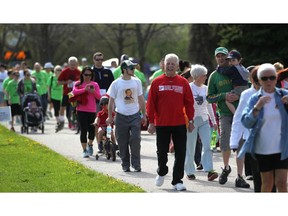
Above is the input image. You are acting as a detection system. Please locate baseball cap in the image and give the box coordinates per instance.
[44,62,54,69]
[121,60,137,69]
[226,50,241,60]
[120,54,129,62]
[214,47,228,56]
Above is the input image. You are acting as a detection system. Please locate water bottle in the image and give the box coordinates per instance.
[210,129,218,150]
[106,125,112,139]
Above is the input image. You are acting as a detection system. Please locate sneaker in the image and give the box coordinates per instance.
[133,168,141,172]
[87,145,93,156]
[245,175,253,181]
[123,167,130,172]
[82,150,89,158]
[196,164,203,171]
[208,170,218,181]
[173,183,186,191]
[187,174,196,180]
[55,121,64,133]
[235,175,250,188]
[219,166,231,185]
[155,175,165,187]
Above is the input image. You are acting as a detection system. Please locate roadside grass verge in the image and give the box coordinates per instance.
[0,125,144,192]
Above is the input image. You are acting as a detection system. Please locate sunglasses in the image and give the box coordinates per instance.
[95,59,104,62]
[127,66,135,70]
[260,76,276,81]
[83,74,92,77]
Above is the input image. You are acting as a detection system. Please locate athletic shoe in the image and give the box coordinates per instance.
[196,164,203,171]
[155,175,165,186]
[55,121,64,133]
[133,167,141,172]
[173,183,186,191]
[219,166,231,185]
[235,175,250,188]
[87,145,93,156]
[82,150,89,158]
[187,174,196,180]
[245,175,253,181]
[123,167,131,172]
[208,170,218,181]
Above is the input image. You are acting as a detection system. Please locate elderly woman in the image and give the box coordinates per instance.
[184,64,218,181]
[238,63,288,192]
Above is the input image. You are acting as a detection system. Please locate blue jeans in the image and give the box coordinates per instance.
[185,116,213,175]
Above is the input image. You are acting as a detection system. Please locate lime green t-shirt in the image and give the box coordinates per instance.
[23,79,35,94]
[2,77,13,100]
[48,75,63,101]
[31,70,48,95]
[6,80,20,104]
[149,69,164,83]
[113,66,146,87]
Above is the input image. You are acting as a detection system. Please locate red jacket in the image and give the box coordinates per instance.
[147,74,194,126]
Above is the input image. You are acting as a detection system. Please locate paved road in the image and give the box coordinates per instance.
[2,117,255,193]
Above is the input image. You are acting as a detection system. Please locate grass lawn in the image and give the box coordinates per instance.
[0,124,144,192]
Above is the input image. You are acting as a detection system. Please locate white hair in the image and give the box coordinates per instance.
[68,56,78,63]
[190,64,207,80]
[164,53,179,65]
[257,63,276,79]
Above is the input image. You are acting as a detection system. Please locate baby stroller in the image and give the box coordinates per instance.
[20,92,44,134]
[95,125,118,161]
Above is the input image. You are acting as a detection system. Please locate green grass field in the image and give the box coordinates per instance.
[0,124,144,192]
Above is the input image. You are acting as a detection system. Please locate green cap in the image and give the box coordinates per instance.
[215,47,228,56]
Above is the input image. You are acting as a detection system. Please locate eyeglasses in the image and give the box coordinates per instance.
[260,76,276,81]
[83,74,92,77]
[127,66,135,70]
[95,59,104,62]
[14,74,20,77]
[26,74,31,76]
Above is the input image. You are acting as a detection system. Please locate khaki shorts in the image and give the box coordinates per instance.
[219,115,233,151]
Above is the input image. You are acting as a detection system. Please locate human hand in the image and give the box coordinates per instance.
[281,95,288,104]
[226,92,239,103]
[213,124,218,131]
[255,95,271,109]
[147,123,156,134]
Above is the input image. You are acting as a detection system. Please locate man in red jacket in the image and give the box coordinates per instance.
[146,53,195,191]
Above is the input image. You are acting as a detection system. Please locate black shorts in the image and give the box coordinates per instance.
[11,104,21,116]
[61,95,69,107]
[255,153,288,172]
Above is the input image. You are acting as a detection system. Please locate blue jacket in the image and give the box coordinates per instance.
[238,87,288,160]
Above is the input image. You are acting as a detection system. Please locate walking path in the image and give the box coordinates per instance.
[2,117,254,193]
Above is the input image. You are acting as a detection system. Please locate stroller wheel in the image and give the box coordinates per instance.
[106,153,111,160]
[21,126,24,134]
[41,124,44,134]
[26,127,29,134]
[95,154,99,160]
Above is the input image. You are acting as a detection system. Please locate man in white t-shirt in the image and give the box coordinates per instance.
[106,60,147,172]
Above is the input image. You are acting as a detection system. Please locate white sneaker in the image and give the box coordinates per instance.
[173,183,186,191]
[155,175,164,187]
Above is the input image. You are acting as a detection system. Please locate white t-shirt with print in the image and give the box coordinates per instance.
[190,82,216,124]
[107,76,143,116]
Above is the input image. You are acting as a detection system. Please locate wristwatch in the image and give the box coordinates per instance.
[189,120,194,124]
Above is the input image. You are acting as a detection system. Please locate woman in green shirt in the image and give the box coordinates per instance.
[6,72,21,131]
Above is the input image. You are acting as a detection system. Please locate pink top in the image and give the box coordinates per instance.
[72,81,101,113]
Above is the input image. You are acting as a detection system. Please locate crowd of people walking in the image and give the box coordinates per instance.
[1,47,288,193]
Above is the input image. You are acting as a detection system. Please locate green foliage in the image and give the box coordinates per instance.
[0,125,144,192]
[219,24,288,67]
